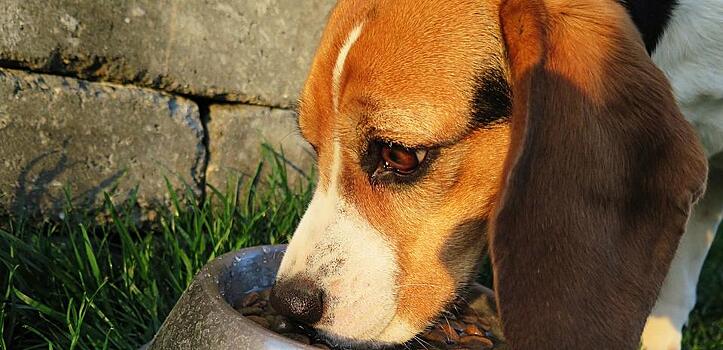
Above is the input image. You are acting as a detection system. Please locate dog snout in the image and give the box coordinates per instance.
[270,275,325,325]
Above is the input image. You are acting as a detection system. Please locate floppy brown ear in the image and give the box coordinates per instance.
[489,0,708,349]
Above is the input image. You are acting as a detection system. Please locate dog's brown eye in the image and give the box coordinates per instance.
[381,144,427,175]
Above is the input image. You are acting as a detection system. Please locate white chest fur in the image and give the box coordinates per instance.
[652,0,723,168]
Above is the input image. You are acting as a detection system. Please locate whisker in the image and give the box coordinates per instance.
[413,335,431,350]
[418,336,434,348]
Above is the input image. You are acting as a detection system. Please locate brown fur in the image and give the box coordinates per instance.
[490,0,708,349]
[297,0,707,348]
[299,0,512,333]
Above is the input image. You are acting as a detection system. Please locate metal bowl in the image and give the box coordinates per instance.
[148,244,317,350]
[147,244,505,350]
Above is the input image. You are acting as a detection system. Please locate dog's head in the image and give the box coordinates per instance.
[271,0,708,349]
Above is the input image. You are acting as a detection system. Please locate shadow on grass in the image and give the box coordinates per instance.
[0,148,314,350]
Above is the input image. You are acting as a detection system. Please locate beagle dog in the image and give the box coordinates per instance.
[270,0,722,349]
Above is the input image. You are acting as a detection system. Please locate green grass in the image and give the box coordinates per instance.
[0,149,315,350]
[683,227,723,349]
[0,149,721,349]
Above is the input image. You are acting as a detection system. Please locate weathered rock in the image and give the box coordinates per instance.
[0,0,335,107]
[205,104,314,191]
[0,68,205,217]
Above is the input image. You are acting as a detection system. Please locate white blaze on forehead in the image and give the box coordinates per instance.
[332,23,364,113]
[276,22,417,343]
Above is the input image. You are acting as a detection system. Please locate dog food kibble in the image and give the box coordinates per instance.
[234,289,500,349]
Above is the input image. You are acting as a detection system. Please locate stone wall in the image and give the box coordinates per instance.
[0,0,335,217]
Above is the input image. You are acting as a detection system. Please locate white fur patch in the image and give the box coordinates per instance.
[277,141,407,341]
[377,316,419,343]
[641,316,683,350]
[332,23,364,113]
[651,0,723,163]
[642,1,723,348]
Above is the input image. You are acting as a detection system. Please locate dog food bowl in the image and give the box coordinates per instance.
[148,244,317,350]
[147,244,505,350]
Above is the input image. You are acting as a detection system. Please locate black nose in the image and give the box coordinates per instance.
[270,276,325,325]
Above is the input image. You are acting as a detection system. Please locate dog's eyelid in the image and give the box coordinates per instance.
[372,137,436,152]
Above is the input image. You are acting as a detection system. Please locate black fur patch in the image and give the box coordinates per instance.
[619,0,678,54]
[471,69,512,127]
